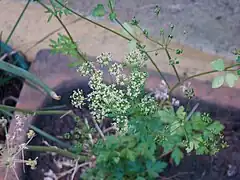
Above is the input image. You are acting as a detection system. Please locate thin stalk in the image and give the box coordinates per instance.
[0,104,76,118]
[165,48,180,82]
[30,125,71,149]
[1,109,72,149]
[50,0,131,41]
[5,0,31,45]
[26,145,88,161]
[169,63,240,95]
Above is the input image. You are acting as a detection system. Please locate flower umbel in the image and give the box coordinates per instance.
[70,89,85,108]
[96,52,112,66]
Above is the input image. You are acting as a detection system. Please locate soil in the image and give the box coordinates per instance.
[24,81,240,180]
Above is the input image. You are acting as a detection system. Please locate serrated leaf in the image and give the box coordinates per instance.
[207,121,224,134]
[225,73,238,87]
[176,106,186,120]
[211,59,225,71]
[146,161,167,178]
[120,148,136,161]
[212,75,224,88]
[92,4,106,17]
[171,147,184,165]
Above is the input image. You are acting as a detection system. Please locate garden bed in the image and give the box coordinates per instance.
[23,80,240,180]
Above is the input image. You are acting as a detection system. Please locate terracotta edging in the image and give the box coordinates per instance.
[1,49,240,179]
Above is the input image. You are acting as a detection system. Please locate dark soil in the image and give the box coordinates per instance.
[24,80,240,180]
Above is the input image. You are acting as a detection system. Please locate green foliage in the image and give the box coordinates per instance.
[211,59,239,88]
[225,73,238,87]
[236,56,240,63]
[45,0,72,22]
[211,59,225,71]
[171,147,184,165]
[212,75,225,88]
[80,103,226,179]
[49,33,78,58]
[92,4,106,17]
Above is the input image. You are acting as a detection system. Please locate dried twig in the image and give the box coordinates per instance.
[92,119,105,141]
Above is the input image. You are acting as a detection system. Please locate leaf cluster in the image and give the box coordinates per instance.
[81,105,226,179]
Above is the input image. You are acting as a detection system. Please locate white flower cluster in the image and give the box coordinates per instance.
[109,63,127,85]
[70,89,85,108]
[77,61,94,76]
[88,69,104,90]
[87,83,130,121]
[126,70,148,99]
[125,49,148,68]
[71,50,154,133]
[139,95,158,115]
[96,52,112,66]
[112,115,129,134]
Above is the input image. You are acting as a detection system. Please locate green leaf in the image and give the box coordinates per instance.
[225,73,238,87]
[120,148,136,161]
[211,59,225,71]
[236,56,240,63]
[212,75,224,88]
[176,106,186,120]
[207,121,224,134]
[136,177,145,180]
[109,12,117,21]
[171,147,184,166]
[146,161,167,178]
[92,4,106,17]
[237,69,240,76]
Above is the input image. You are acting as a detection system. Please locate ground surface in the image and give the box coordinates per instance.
[24,81,240,180]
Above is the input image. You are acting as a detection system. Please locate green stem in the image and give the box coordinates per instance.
[26,145,88,161]
[169,63,240,95]
[0,104,76,118]
[0,55,60,100]
[51,0,131,41]
[5,0,31,45]
[29,125,71,149]
[165,48,180,82]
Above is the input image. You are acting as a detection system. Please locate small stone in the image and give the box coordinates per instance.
[227,164,238,177]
